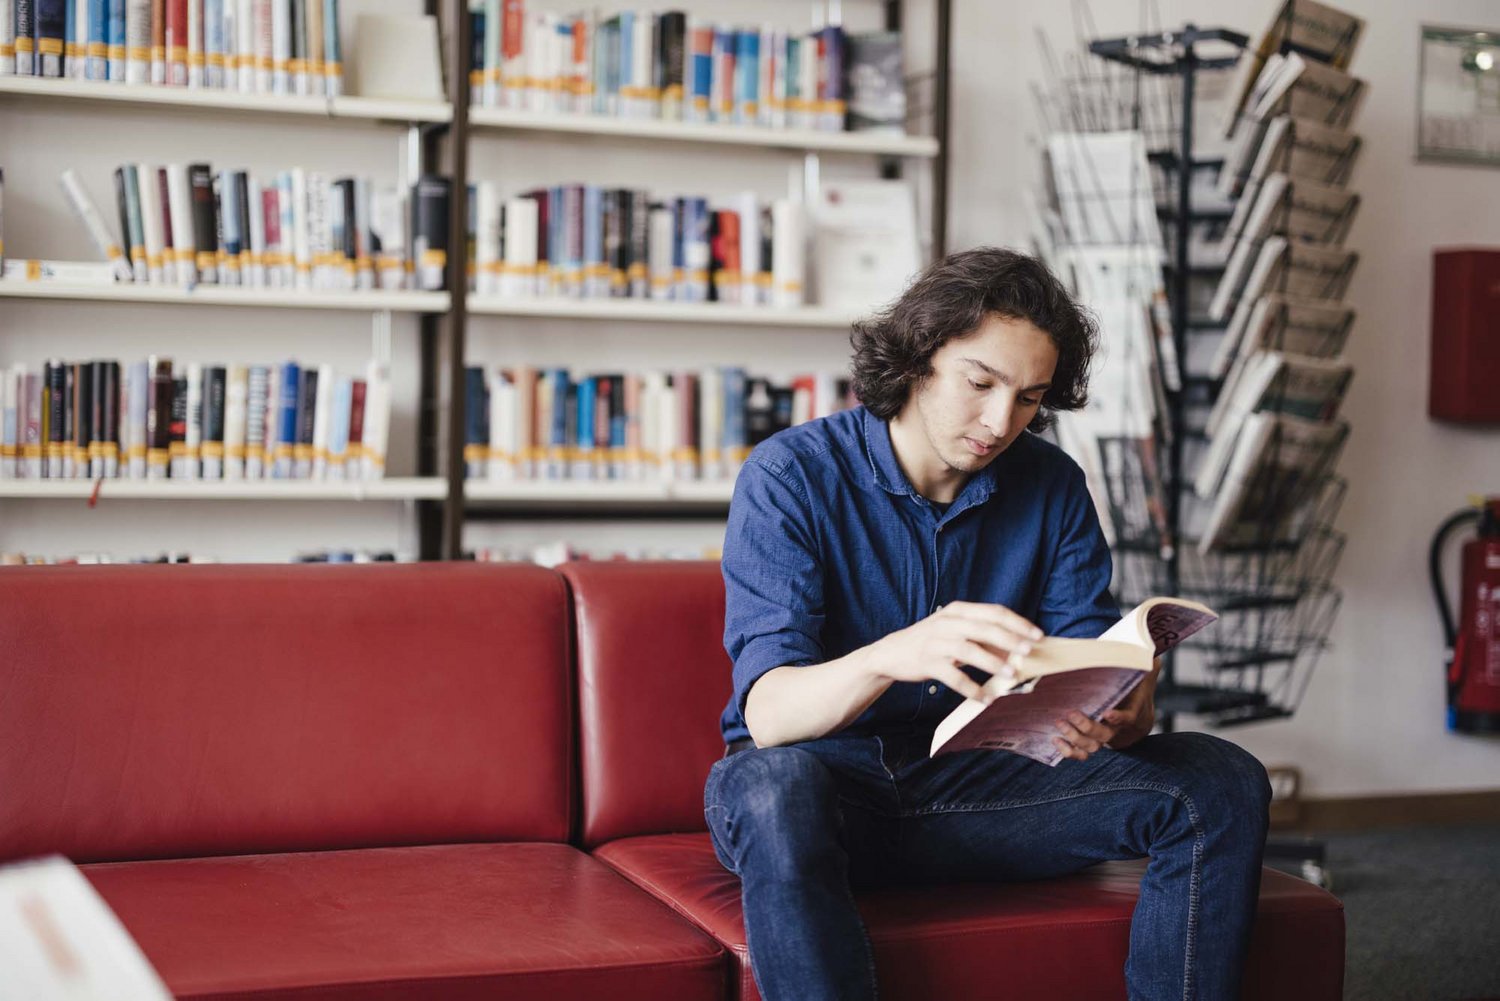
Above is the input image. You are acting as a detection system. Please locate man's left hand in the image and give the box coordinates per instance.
[1051,658,1160,762]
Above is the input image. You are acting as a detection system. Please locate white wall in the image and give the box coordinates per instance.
[945,0,1500,797]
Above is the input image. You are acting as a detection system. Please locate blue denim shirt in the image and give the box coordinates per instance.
[719,406,1120,743]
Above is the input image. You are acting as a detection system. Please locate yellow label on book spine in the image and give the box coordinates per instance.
[106,245,125,262]
[39,38,63,56]
[147,448,168,468]
[101,443,120,461]
[87,442,102,462]
[0,43,12,59]
[15,37,34,54]
[326,62,341,77]
[293,444,312,461]
[463,444,488,463]
[129,46,149,61]
[259,56,273,71]
[168,45,185,62]
[188,52,205,66]
[107,44,125,60]
[197,251,217,271]
[288,58,304,74]
[126,444,147,461]
[131,248,146,264]
[65,42,80,59]
[226,444,245,460]
[206,53,225,67]
[201,443,224,459]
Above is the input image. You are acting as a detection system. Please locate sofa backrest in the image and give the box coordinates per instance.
[561,561,732,848]
[0,563,574,863]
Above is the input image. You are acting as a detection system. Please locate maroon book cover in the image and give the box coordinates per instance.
[348,379,367,448]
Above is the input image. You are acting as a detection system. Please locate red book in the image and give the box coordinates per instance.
[165,0,188,85]
[1430,248,1500,424]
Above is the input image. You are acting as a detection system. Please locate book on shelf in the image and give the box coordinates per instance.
[32,163,450,292]
[1196,350,1353,499]
[1197,411,1348,554]
[465,365,851,485]
[1209,235,1357,322]
[3,0,346,95]
[0,355,390,483]
[845,30,905,136]
[811,178,919,313]
[1211,292,1354,379]
[469,181,807,308]
[465,3,890,136]
[1219,114,1361,200]
[930,597,1219,764]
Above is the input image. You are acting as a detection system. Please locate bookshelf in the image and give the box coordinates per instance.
[1,0,953,564]
[0,76,452,125]
[438,0,954,559]
[0,282,450,313]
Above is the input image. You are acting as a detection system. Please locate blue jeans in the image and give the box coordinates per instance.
[703,729,1271,1001]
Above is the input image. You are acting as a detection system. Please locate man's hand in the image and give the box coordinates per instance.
[866,601,1043,703]
[1052,657,1161,762]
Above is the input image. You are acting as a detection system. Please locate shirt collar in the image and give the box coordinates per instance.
[860,406,1002,511]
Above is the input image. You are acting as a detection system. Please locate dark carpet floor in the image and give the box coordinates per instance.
[1269,823,1500,1001]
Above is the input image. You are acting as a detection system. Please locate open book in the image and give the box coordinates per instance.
[930,598,1218,765]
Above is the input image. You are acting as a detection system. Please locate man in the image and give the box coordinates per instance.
[706,247,1271,1001]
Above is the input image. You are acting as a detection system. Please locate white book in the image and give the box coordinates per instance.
[648,206,675,301]
[0,367,13,478]
[290,168,311,289]
[125,0,150,82]
[277,171,296,287]
[311,362,332,479]
[638,371,662,481]
[185,0,203,87]
[236,0,253,91]
[166,165,197,288]
[271,0,289,92]
[475,181,500,296]
[736,191,760,306]
[135,163,165,284]
[771,198,806,307]
[811,179,920,312]
[254,0,271,92]
[360,360,389,480]
[183,362,203,480]
[500,197,537,298]
[486,369,514,481]
[59,170,134,283]
[2,5,17,78]
[224,364,248,480]
[0,856,173,1000]
[480,0,499,106]
[245,175,265,287]
[630,12,653,119]
[245,364,269,479]
[698,366,723,481]
[124,361,146,479]
[371,185,406,291]
[513,366,534,479]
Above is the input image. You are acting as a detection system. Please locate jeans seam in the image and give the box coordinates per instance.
[906,779,1186,817]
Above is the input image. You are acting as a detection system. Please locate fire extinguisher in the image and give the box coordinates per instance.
[1430,497,1500,734]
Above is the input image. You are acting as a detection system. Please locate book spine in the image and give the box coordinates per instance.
[203,0,222,86]
[289,0,304,93]
[201,365,224,478]
[69,361,88,478]
[243,363,267,478]
[111,166,134,282]
[223,364,246,479]
[165,164,195,286]
[122,164,148,283]
[180,361,200,478]
[14,0,35,76]
[320,0,336,95]
[233,0,250,91]
[59,170,134,282]
[217,168,242,284]
[309,361,330,478]
[148,0,163,81]
[165,368,185,478]
[411,175,450,292]
[0,366,16,479]
[124,0,148,80]
[269,0,287,91]
[302,0,319,94]
[187,163,218,284]
[463,365,488,478]
[185,0,201,85]
[35,0,64,77]
[144,356,169,478]
[360,360,387,480]
[163,0,184,82]
[293,362,316,478]
[272,361,297,478]
[124,360,146,478]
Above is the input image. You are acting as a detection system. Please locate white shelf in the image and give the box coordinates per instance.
[464,480,735,506]
[469,107,939,157]
[0,280,450,313]
[0,76,451,124]
[0,477,447,501]
[467,296,862,328]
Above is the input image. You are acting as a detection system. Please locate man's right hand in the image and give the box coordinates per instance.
[865,601,1044,703]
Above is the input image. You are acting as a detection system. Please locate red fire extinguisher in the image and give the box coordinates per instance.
[1430,497,1500,733]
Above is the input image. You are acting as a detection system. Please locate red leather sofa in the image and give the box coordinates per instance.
[0,562,1345,1000]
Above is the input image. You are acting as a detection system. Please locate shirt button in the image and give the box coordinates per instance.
[928,684,939,695]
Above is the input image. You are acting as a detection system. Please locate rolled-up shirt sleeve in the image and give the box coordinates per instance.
[1038,463,1122,639]
[721,455,826,720]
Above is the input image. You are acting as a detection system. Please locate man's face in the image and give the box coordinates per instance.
[901,313,1059,481]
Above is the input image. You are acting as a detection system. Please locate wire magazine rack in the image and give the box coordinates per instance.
[1074,23,1360,730]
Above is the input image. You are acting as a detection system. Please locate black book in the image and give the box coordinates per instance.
[234,172,252,274]
[770,386,795,434]
[291,0,307,88]
[188,163,220,285]
[295,365,318,477]
[147,359,173,456]
[112,168,133,280]
[656,12,686,103]
[15,2,35,77]
[745,377,776,444]
[205,365,226,443]
[101,361,120,476]
[169,374,188,477]
[214,172,235,284]
[470,8,485,92]
[463,366,488,478]
[602,190,624,297]
[410,175,451,291]
[628,190,650,298]
[339,178,357,264]
[61,363,75,476]
[35,0,65,77]
[73,361,92,478]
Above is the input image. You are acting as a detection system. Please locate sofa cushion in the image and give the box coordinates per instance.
[560,562,732,847]
[84,842,726,1001]
[0,564,574,863]
[595,832,1345,1001]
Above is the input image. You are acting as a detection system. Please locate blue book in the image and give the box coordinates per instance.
[574,376,595,479]
[105,0,123,80]
[548,368,569,480]
[63,0,74,76]
[204,0,224,87]
[723,366,747,470]
[328,379,351,477]
[219,170,242,284]
[275,363,300,479]
[733,29,759,124]
[689,27,712,117]
[682,196,709,302]
[609,375,627,480]
[582,185,603,298]
[85,0,106,79]
[469,8,484,102]
[548,185,564,294]
[618,11,634,114]
[323,0,341,95]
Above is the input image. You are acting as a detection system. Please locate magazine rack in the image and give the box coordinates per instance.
[1082,23,1356,731]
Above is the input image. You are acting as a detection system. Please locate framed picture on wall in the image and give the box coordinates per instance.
[1417,25,1500,166]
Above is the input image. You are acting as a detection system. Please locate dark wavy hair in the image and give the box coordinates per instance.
[850,247,1099,432]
